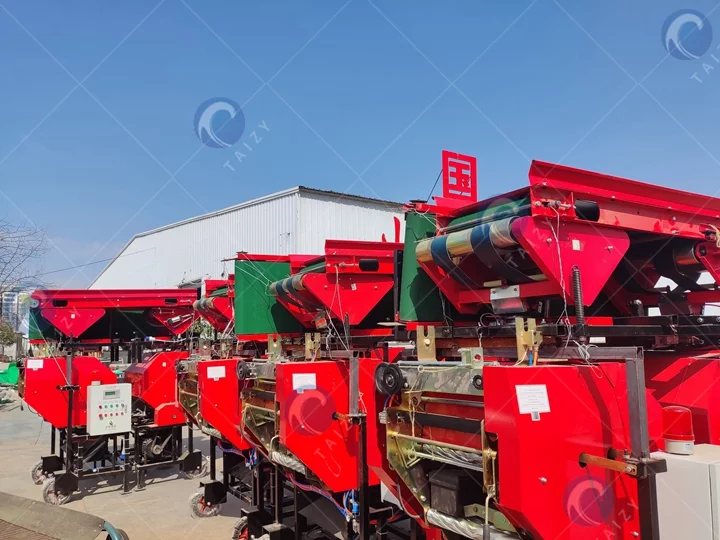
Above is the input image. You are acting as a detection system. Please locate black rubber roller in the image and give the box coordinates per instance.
[375,363,404,396]
[236,361,250,380]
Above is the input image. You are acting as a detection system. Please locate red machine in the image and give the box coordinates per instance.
[193,278,235,334]
[125,350,189,427]
[20,288,204,505]
[185,157,720,540]
[21,356,116,429]
[645,350,720,445]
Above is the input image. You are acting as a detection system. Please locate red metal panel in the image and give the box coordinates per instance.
[645,351,720,445]
[124,351,188,426]
[31,289,198,309]
[198,358,253,450]
[276,359,383,492]
[512,216,630,306]
[39,308,106,337]
[484,363,663,539]
[21,357,116,429]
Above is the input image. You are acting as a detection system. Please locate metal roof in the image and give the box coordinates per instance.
[133,186,402,238]
[88,186,404,288]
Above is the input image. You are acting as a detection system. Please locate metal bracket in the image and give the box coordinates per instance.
[515,317,541,363]
[417,325,436,361]
[267,336,282,361]
[304,333,321,360]
[481,420,497,497]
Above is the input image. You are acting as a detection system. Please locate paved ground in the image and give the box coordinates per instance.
[0,397,244,540]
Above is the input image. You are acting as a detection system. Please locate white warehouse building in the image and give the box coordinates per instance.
[90,187,405,289]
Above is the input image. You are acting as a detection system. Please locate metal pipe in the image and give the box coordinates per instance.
[397,361,462,366]
[439,205,532,235]
[426,508,510,539]
[388,431,482,454]
[411,451,484,472]
[349,351,360,416]
[420,396,485,408]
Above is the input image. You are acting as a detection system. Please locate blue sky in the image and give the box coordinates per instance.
[1,0,718,287]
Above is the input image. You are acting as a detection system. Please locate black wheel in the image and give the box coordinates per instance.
[236,361,250,380]
[232,516,248,540]
[189,491,221,518]
[106,528,130,540]
[42,478,72,506]
[30,460,45,485]
[375,363,403,395]
[184,455,209,479]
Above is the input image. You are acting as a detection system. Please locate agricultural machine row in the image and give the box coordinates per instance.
[17,159,720,540]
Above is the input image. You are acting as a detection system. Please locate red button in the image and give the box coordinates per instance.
[98,414,102,418]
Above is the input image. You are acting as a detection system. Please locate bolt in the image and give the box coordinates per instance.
[539,477,547,484]
[542,181,547,187]
[607,245,614,251]
[413,487,418,493]
[671,216,677,221]
[546,238,552,244]
[625,465,633,473]
[698,317,705,324]
[403,382,409,388]
[715,317,720,323]
[534,201,542,207]
[668,206,672,211]
[632,533,639,537]
[420,495,427,501]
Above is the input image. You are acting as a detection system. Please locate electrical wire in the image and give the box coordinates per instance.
[287,472,350,519]
[425,169,443,202]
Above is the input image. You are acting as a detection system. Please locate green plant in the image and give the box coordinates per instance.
[0,319,16,346]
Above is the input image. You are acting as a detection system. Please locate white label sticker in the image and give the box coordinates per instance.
[515,384,550,420]
[292,373,316,393]
[572,239,581,251]
[27,359,43,370]
[207,366,226,380]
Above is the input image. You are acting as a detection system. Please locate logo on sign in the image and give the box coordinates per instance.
[442,150,477,202]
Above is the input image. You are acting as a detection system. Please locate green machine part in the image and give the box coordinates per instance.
[234,259,302,336]
[399,210,445,322]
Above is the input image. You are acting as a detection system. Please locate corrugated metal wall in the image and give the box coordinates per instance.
[91,192,298,289]
[295,192,405,253]
[90,190,404,289]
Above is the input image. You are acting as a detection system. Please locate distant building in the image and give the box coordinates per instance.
[90,186,404,289]
[1,289,31,332]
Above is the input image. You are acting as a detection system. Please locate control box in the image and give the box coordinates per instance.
[87,383,132,436]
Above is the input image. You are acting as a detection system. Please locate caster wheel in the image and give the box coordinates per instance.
[184,455,209,480]
[232,516,249,540]
[30,460,46,485]
[189,491,220,518]
[42,478,72,506]
[106,529,130,540]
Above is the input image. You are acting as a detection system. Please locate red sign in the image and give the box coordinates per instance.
[442,150,477,202]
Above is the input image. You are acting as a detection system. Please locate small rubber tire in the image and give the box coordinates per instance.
[30,460,45,485]
[189,491,221,518]
[232,516,249,540]
[184,454,210,480]
[106,529,130,540]
[42,478,72,506]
